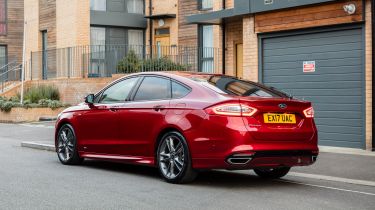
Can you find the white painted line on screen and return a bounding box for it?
[19,123,54,129]
[319,146,375,157]
[288,172,375,187]
[279,179,375,196]
[21,141,55,152]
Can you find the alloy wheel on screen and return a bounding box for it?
[158,135,185,179]
[57,126,75,162]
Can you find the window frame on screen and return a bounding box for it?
[0,0,7,36]
[198,0,213,11]
[90,0,107,11]
[198,24,215,73]
[130,75,173,102]
[127,0,145,14]
[0,45,8,80]
[94,76,141,104]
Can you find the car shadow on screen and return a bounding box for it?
[78,160,295,189]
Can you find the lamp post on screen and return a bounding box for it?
[20,21,27,104]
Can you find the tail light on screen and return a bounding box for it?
[303,107,314,118]
[206,103,257,117]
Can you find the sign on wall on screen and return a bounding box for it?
[303,61,316,73]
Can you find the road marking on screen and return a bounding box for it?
[288,172,375,187]
[279,179,375,196]
[19,123,54,129]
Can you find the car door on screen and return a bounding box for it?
[77,76,140,155]
[116,76,172,157]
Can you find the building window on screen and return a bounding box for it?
[0,46,7,69]
[0,46,6,82]
[0,0,6,35]
[127,0,144,14]
[90,27,106,76]
[199,25,214,73]
[90,0,106,11]
[128,29,144,55]
[200,0,213,10]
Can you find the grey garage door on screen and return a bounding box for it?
[261,26,364,148]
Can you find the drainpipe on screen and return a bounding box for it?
[372,0,375,151]
[149,0,153,54]
[222,0,226,75]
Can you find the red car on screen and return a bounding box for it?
[55,72,318,183]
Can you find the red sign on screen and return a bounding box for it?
[303,61,315,73]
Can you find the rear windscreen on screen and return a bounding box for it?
[189,75,289,98]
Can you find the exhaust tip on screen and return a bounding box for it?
[226,153,254,165]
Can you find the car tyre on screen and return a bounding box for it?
[56,124,83,165]
[253,167,291,179]
[157,131,197,184]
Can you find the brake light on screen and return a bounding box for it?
[206,103,257,117]
[303,107,314,118]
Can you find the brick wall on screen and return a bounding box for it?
[225,18,243,76]
[56,0,90,48]
[0,107,64,123]
[24,0,39,80]
[242,15,258,82]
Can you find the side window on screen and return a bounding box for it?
[98,77,139,104]
[134,77,171,101]
[172,81,190,98]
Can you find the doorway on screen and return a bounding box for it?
[155,28,170,58]
[236,43,243,78]
[42,30,48,80]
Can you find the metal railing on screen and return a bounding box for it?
[30,45,220,80]
[0,60,23,93]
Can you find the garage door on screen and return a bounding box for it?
[261,26,364,148]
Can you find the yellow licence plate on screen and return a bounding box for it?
[263,113,296,124]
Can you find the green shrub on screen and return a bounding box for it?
[117,51,189,73]
[142,57,189,71]
[24,85,60,103]
[48,100,63,110]
[0,94,65,112]
[9,96,20,103]
[117,50,141,73]
[0,101,15,113]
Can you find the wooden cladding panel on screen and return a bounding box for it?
[178,0,199,46]
[255,0,363,33]
[39,0,56,49]
[0,0,24,63]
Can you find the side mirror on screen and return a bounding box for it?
[85,94,95,104]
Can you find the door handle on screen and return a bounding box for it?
[109,107,119,112]
[109,108,117,112]
[153,105,166,112]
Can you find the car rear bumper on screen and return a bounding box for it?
[192,149,319,169]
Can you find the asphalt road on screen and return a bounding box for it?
[1,123,375,210]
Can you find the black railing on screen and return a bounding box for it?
[30,45,220,80]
